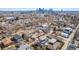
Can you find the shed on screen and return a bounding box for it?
[11,34,22,43]
[67,44,76,50]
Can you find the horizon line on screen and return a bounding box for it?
[0,8,79,11]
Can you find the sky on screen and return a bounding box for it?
[0,0,79,9]
[0,0,79,11]
[0,8,36,11]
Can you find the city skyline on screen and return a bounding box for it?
[0,8,79,11]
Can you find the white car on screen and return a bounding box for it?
[61,32,69,38]
[61,27,73,38]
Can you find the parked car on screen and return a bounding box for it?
[61,27,72,38]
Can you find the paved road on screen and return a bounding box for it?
[61,24,79,50]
